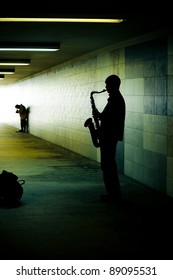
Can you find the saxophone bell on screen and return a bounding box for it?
[84,117,92,128]
[84,89,106,148]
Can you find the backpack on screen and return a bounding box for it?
[0,170,25,207]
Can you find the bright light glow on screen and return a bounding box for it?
[0,69,15,74]
[0,48,58,51]
[0,18,124,23]
[0,42,60,52]
[0,60,31,65]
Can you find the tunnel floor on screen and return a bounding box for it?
[0,123,173,260]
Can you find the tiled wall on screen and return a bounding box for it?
[123,34,173,197]
[167,36,173,197]
[124,37,173,196]
[1,33,173,197]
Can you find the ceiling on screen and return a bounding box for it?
[0,6,171,86]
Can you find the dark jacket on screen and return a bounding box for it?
[99,91,125,142]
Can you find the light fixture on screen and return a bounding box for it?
[0,42,60,52]
[0,59,31,65]
[0,74,4,80]
[0,69,15,74]
[0,18,124,24]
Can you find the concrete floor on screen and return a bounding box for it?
[0,123,173,260]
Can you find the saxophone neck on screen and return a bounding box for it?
[90,89,106,97]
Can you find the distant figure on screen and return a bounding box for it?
[15,104,27,132]
[25,107,30,132]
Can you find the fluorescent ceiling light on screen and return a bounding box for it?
[0,59,31,65]
[0,74,4,80]
[0,69,15,74]
[0,18,124,23]
[0,42,60,52]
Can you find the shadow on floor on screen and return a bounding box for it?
[0,123,173,260]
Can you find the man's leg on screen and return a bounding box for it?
[100,141,122,201]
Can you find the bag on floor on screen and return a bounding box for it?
[0,170,25,206]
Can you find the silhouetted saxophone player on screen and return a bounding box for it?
[84,75,126,203]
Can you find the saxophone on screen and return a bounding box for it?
[84,89,106,147]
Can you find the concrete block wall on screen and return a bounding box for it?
[1,32,173,197]
[124,36,173,196]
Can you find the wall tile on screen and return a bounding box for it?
[155,115,167,135]
[144,96,155,114]
[155,96,167,115]
[168,116,173,136]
